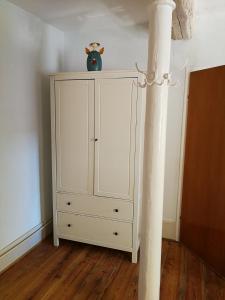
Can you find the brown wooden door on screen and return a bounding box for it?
[180,65,225,276]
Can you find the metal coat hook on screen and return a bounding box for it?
[135,63,177,88]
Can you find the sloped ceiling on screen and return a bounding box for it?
[7,0,225,32]
[6,0,149,31]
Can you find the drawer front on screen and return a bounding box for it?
[56,193,133,221]
[57,212,132,250]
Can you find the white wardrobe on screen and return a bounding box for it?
[50,71,145,262]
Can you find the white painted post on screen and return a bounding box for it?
[138,1,175,300]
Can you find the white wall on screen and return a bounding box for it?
[63,9,225,239]
[172,11,225,72]
[64,25,148,71]
[0,0,64,250]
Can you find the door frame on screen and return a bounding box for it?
[175,66,190,241]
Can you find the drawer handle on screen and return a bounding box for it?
[67,202,71,206]
[113,209,119,213]
[67,224,71,227]
[113,232,119,236]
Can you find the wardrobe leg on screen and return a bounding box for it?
[132,250,138,264]
[54,235,59,247]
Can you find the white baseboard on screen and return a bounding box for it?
[0,220,52,273]
[162,219,176,240]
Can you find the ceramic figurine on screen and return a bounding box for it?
[85,42,104,71]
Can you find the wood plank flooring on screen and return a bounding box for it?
[0,238,225,299]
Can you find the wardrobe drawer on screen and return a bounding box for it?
[56,193,133,221]
[57,212,132,250]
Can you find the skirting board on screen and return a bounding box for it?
[162,219,176,240]
[0,220,52,273]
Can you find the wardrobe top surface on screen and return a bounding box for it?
[49,70,144,80]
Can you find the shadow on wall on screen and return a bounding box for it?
[38,28,64,224]
[38,72,53,223]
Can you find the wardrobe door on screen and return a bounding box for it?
[94,78,137,200]
[55,80,94,194]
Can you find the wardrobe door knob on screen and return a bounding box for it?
[113,209,119,213]
[67,202,71,206]
[67,224,71,227]
[95,138,98,142]
[113,232,119,236]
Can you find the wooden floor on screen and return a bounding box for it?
[0,238,225,300]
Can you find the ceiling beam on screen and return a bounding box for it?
[172,0,194,40]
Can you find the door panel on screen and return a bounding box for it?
[55,80,94,194]
[180,66,225,276]
[94,78,137,200]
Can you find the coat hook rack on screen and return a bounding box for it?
[135,63,177,88]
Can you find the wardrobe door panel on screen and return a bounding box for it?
[94,78,137,200]
[55,80,94,194]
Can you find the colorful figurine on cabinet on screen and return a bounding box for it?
[85,42,104,71]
